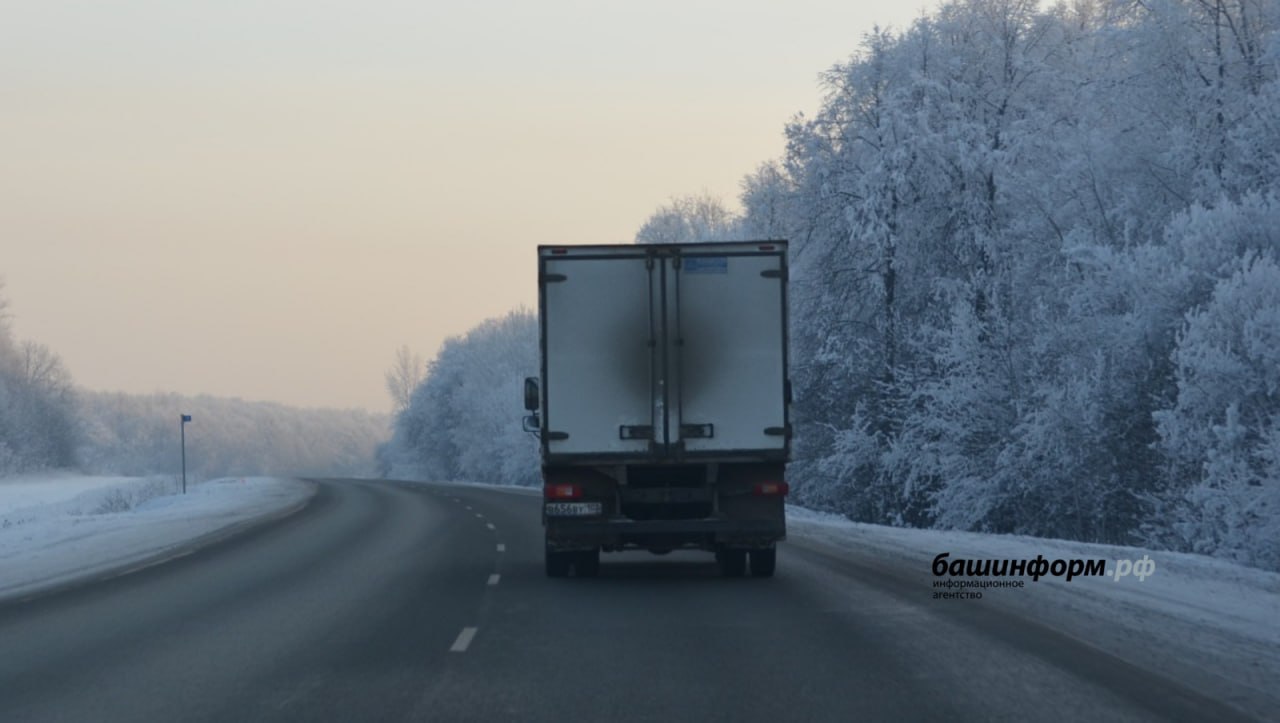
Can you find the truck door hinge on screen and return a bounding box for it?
[542,273,567,283]
[764,425,791,438]
[761,268,786,280]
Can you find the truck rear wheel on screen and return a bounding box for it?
[717,548,747,577]
[749,547,776,577]
[545,545,572,577]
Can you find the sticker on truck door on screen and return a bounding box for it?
[683,256,728,274]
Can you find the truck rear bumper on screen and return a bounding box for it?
[545,516,785,552]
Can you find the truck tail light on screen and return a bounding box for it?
[752,481,790,497]
[545,483,583,500]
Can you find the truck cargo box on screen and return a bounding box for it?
[538,242,789,463]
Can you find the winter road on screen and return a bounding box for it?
[0,479,1258,722]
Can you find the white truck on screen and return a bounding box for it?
[523,241,791,577]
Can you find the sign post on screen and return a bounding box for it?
[180,414,192,494]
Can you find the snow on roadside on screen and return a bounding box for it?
[426,479,541,496]
[787,505,1280,715]
[787,505,1280,643]
[0,474,314,602]
[0,472,161,516]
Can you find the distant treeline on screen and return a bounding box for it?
[0,282,387,480]
[79,391,388,480]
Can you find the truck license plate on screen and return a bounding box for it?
[545,502,602,517]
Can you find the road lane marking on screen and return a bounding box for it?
[486,523,495,530]
[464,505,472,510]
[488,574,500,586]
[475,513,484,519]
[497,544,505,552]
[450,627,478,653]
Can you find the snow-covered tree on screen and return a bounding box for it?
[385,310,540,487]
[0,282,79,474]
[634,193,742,244]
[1156,254,1280,568]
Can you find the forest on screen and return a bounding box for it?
[388,0,1280,571]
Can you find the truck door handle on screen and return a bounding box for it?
[680,424,714,438]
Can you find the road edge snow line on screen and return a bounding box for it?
[0,480,319,607]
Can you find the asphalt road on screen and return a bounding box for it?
[0,479,1258,722]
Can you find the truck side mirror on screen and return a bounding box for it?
[522,413,541,433]
[524,377,540,411]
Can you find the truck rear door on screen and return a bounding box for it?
[541,250,655,457]
[668,248,788,454]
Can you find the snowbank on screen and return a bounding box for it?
[787,506,1280,717]
[0,473,314,603]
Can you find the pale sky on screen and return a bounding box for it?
[3,0,934,412]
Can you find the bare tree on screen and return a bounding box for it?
[0,279,14,364]
[21,341,72,399]
[385,345,425,414]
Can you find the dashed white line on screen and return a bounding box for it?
[487,574,500,586]
[464,505,472,510]
[497,544,506,552]
[486,522,495,530]
[474,513,484,519]
[450,627,478,653]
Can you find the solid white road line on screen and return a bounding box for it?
[488,574,500,586]
[450,627,478,653]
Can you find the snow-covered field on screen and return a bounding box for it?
[0,473,313,602]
